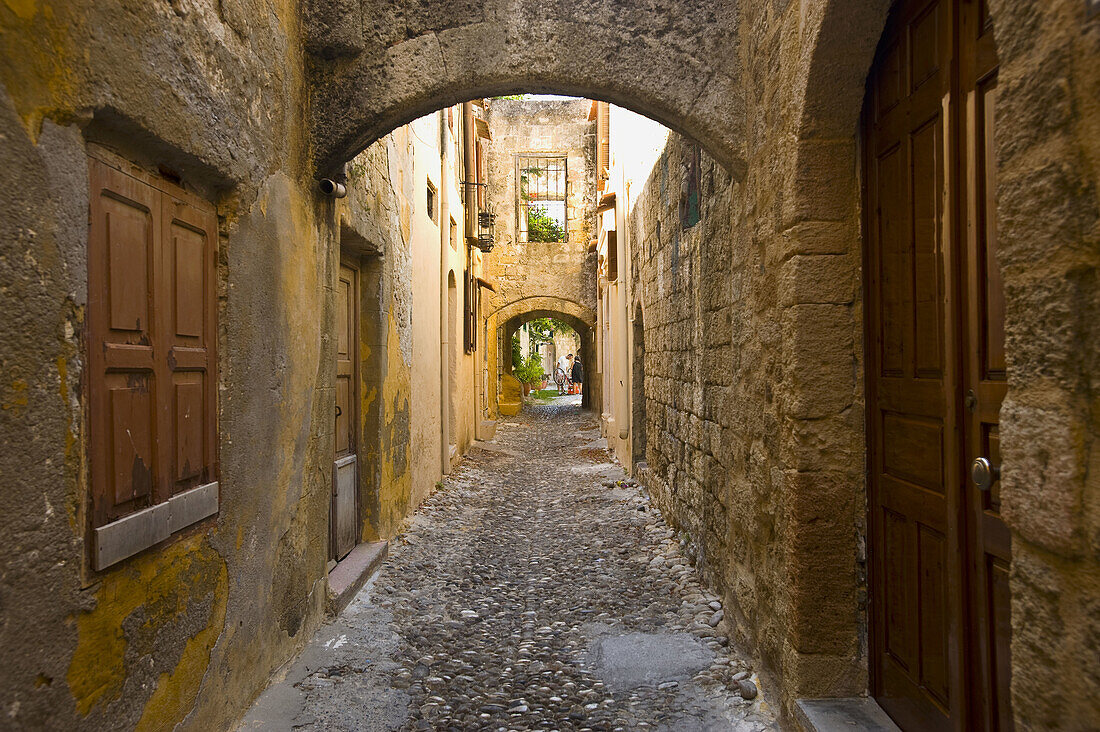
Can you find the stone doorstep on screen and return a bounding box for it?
[794,698,901,732]
[326,540,388,616]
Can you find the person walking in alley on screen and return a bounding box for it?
[570,355,583,395]
[556,352,571,394]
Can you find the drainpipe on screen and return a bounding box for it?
[462,102,480,423]
[440,110,452,475]
[615,183,629,441]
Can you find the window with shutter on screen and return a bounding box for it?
[87,154,219,570]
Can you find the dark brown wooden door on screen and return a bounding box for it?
[865,2,960,727]
[332,260,360,561]
[864,1,1009,729]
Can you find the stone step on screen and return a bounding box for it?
[795,698,901,732]
[326,540,388,616]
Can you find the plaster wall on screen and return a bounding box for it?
[340,128,415,542]
[408,113,445,504]
[0,2,337,730]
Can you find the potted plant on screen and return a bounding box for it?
[515,355,545,397]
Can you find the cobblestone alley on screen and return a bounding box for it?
[239,398,776,731]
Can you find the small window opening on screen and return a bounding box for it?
[427,180,438,224]
[517,155,567,243]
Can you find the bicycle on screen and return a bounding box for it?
[555,367,570,394]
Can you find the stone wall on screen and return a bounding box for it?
[482,99,599,413]
[985,1,1100,724]
[342,130,416,542]
[0,1,336,729]
[624,1,1100,724]
[626,132,841,709]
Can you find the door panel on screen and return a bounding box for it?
[334,455,358,560]
[865,1,960,729]
[962,1,1011,728]
[332,261,359,561]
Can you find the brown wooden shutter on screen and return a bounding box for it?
[161,189,218,497]
[597,101,610,189]
[88,160,161,527]
[88,155,218,564]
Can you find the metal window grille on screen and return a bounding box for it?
[516,155,567,243]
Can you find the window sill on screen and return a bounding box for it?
[93,481,219,570]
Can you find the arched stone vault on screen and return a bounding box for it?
[485,296,597,414]
[307,0,746,177]
[490,296,595,336]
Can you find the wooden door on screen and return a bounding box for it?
[865,1,960,727]
[332,260,359,561]
[961,2,1011,728]
[864,1,1009,729]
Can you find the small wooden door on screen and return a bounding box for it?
[864,0,1009,729]
[332,260,360,561]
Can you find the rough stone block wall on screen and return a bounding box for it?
[482,99,600,414]
[629,134,816,696]
[483,99,597,318]
[630,4,872,708]
[987,1,1100,724]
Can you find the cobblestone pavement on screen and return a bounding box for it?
[239,399,776,731]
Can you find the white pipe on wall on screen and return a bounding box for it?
[439,109,452,475]
[615,186,630,441]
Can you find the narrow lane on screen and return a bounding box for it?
[240,399,775,731]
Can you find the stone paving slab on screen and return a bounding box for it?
[238,402,776,731]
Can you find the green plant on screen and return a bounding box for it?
[511,332,523,370]
[526,204,566,243]
[513,354,545,385]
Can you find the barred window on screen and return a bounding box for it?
[517,155,567,243]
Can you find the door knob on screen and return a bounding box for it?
[971,457,1000,492]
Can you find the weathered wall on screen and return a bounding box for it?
[985,1,1100,725]
[0,1,338,729]
[341,130,415,542]
[627,131,825,705]
[341,106,479,538]
[482,98,599,414]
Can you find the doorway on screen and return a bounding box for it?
[863,1,1009,729]
[332,259,361,562]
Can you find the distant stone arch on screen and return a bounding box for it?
[485,296,597,415]
[306,1,746,177]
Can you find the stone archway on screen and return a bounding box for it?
[306,1,746,177]
[485,296,597,417]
